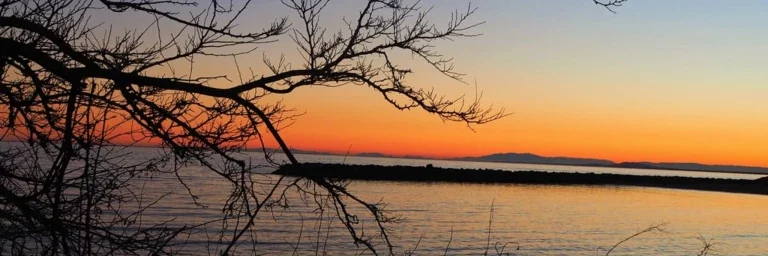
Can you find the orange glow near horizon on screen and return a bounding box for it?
[6,1,768,169]
[237,81,768,168]
[44,63,766,168]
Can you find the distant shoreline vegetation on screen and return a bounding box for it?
[264,148,768,175]
[275,163,768,196]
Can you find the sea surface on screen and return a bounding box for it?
[5,144,768,255]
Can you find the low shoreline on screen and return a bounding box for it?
[274,163,768,196]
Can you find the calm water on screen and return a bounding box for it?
[6,143,768,255]
[123,149,768,255]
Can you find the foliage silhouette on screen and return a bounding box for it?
[0,0,631,255]
[0,0,508,254]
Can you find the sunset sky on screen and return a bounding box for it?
[111,1,768,167]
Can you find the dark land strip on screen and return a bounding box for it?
[274,163,768,196]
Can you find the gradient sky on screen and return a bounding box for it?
[110,1,768,166]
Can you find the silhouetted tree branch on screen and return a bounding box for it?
[593,0,629,13]
[0,0,629,255]
[0,0,506,254]
[603,223,667,256]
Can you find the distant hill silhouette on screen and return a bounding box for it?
[355,152,427,159]
[457,153,768,175]
[355,152,390,158]
[610,162,660,169]
[458,152,614,166]
[248,146,768,175]
[634,162,768,175]
[256,147,428,159]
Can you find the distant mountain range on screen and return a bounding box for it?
[624,162,768,175]
[263,148,768,175]
[457,153,614,166]
[261,148,428,159]
[354,152,428,159]
[462,153,768,175]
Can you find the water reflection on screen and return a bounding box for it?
[18,145,762,255]
[347,181,768,255]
